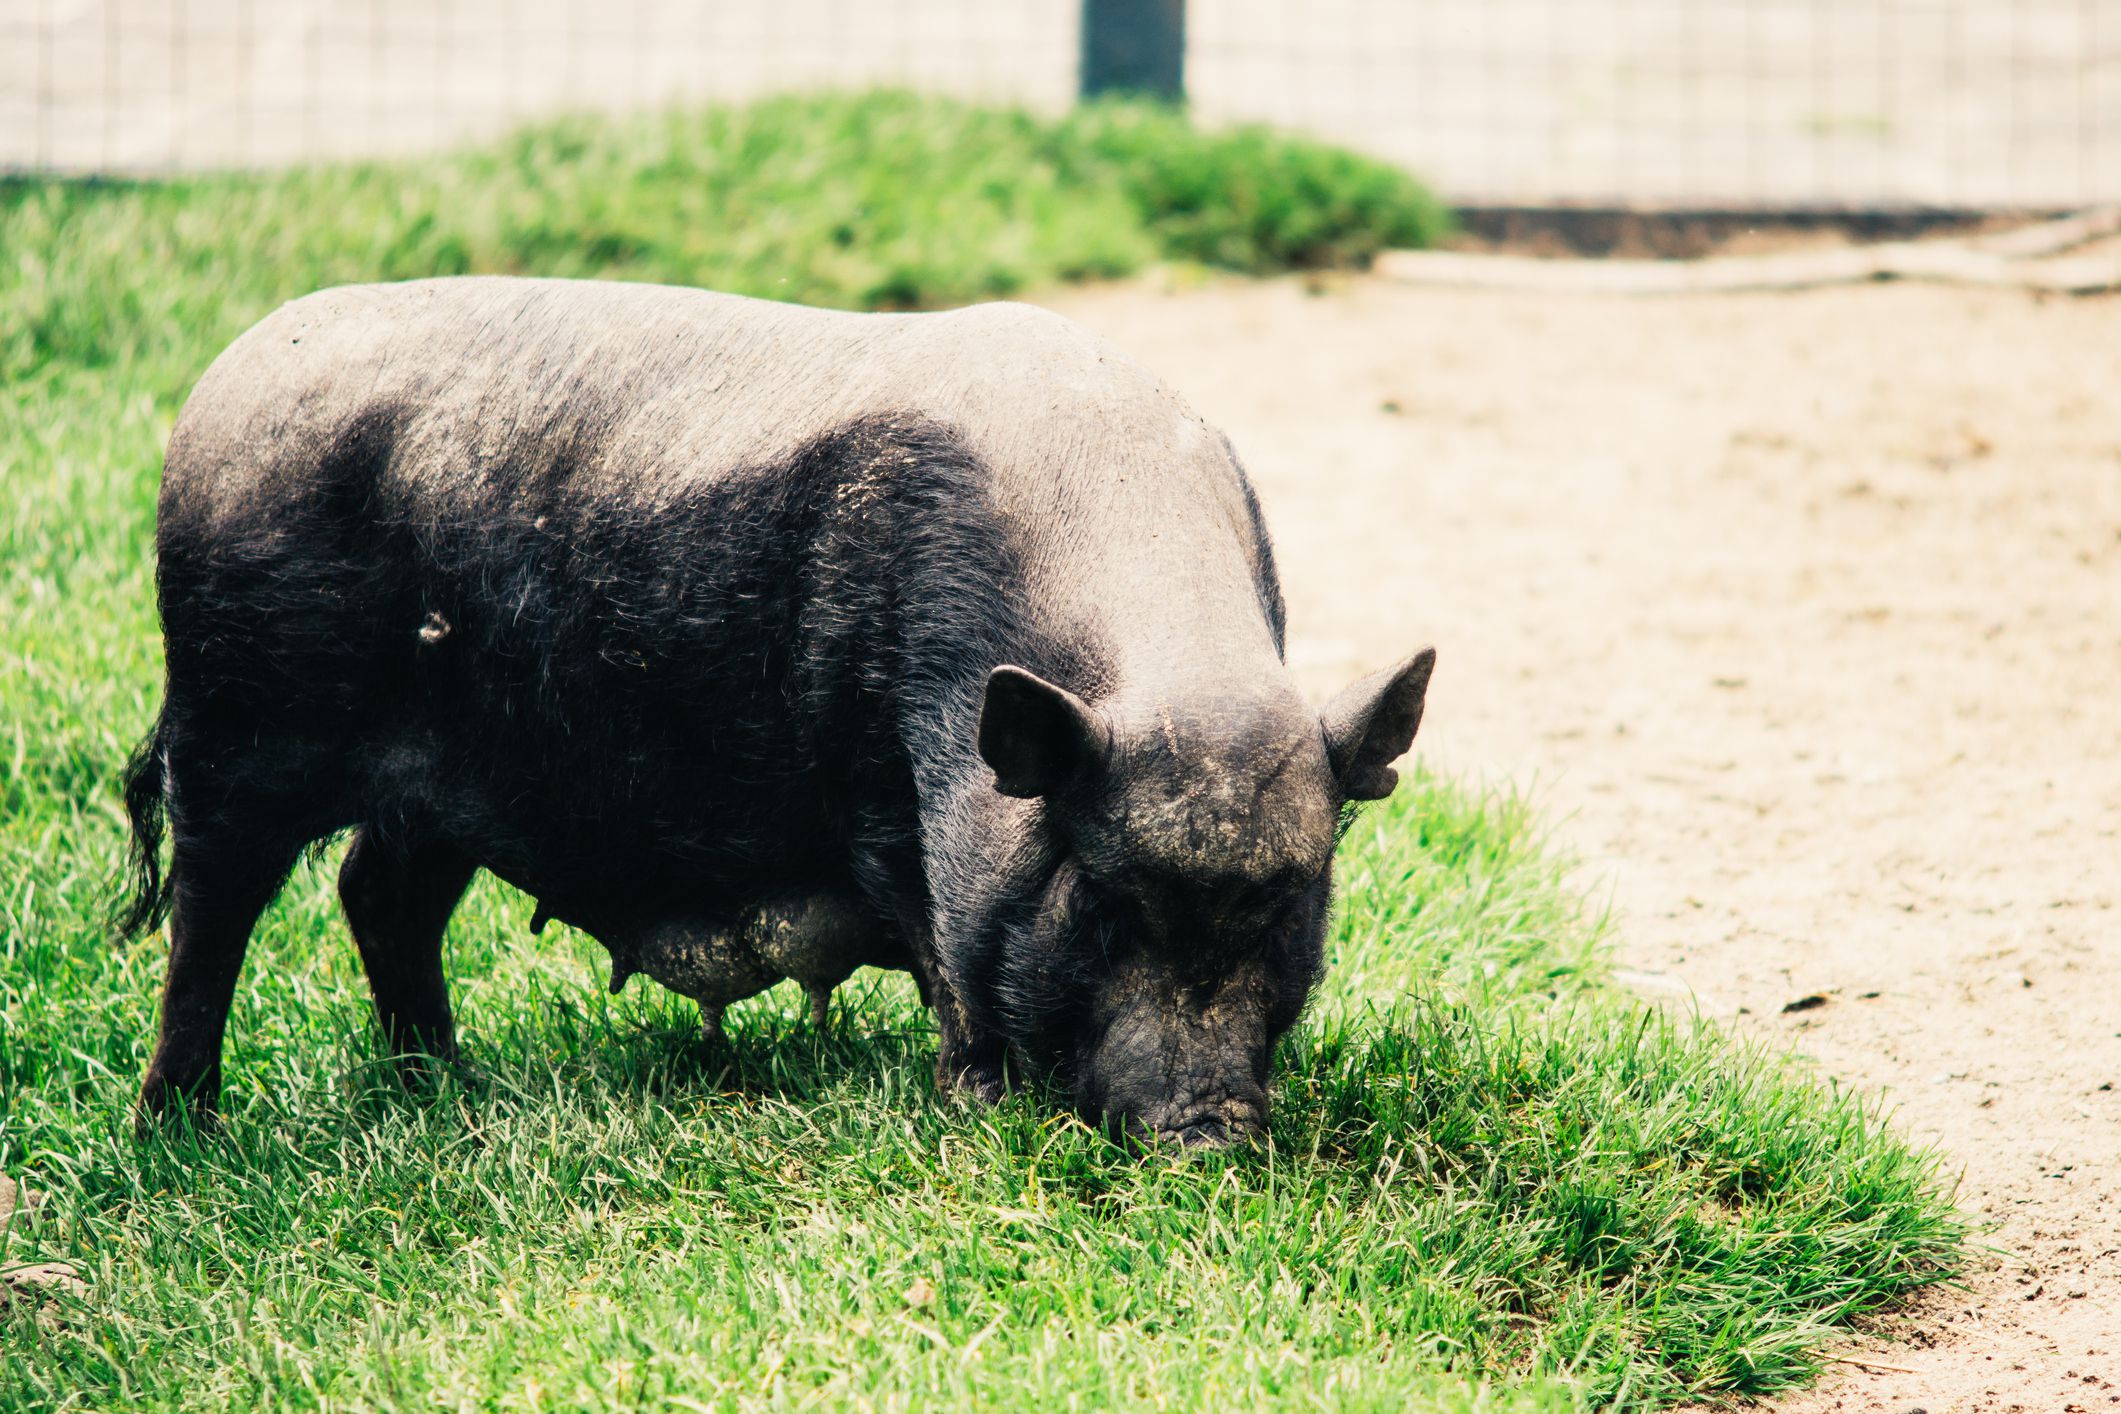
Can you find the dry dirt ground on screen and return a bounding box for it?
[1044,273,2121,1414]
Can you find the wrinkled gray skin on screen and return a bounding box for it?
[148,277,1433,1146]
[599,893,893,1034]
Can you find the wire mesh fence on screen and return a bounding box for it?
[3,0,2116,209]
[0,2,1077,172]
[1191,0,2119,208]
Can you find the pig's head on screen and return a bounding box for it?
[975,647,1435,1147]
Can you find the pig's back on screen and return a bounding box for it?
[164,277,1283,682]
[169,278,1190,504]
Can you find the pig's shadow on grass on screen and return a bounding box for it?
[608,999,947,1104]
[326,964,1448,1179]
[342,969,1059,1126]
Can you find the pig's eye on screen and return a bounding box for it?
[990,860,1117,1044]
[1264,864,1319,903]
[1231,864,1322,920]
[1053,863,1124,961]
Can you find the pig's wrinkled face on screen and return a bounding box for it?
[976,649,1434,1147]
[1006,715,1338,1146]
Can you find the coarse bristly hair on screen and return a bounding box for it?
[120,279,1378,1149]
[116,411,1087,950]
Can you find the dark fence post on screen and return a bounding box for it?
[1080,0,1185,101]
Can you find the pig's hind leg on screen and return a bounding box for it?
[137,722,337,1127]
[338,829,476,1073]
[138,831,305,1126]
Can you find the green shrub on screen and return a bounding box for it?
[0,90,1445,391]
[1060,100,1451,269]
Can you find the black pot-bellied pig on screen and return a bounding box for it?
[120,277,1434,1147]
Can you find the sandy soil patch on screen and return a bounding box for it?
[1046,274,2121,1413]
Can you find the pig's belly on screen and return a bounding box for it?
[610,892,908,1019]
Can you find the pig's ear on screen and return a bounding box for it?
[979,665,1110,799]
[1321,647,1436,801]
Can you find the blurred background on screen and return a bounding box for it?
[4,0,2116,212]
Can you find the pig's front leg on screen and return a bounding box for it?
[931,973,1012,1104]
[876,885,1012,1104]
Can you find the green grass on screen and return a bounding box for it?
[2,90,1448,389]
[0,90,1958,1411]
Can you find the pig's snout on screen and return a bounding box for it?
[1164,1097,1267,1150]
[1116,1079,1268,1150]
[1084,971,1273,1149]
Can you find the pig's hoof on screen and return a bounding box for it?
[388,1046,470,1093]
[131,1085,221,1144]
[940,1058,1009,1106]
[430,1052,486,1094]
